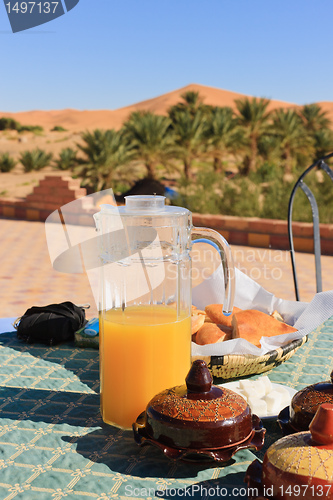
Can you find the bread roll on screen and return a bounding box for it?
[191,313,205,335]
[271,310,284,322]
[195,323,227,345]
[205,304,243,328]
[231,309,297,347]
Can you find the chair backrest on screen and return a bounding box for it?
[288,152,333,301]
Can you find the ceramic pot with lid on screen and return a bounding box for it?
[246,403,333,500]
[133,359,265,461]
[278,370,333,433]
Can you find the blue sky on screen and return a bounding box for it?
[1,0,333,111]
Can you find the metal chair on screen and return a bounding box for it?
[288,152,333,301]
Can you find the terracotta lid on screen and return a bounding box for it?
[289,370,333,432]
[133,359,265,461]
[246,403,333,500]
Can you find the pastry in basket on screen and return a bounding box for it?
[270,310,284,322]
[191,307,206,334]
[195,323,232,345]
[192,303,297,347]
[205,304,243,327]
[231,309,297,348]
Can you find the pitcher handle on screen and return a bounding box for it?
[191,227,235,316]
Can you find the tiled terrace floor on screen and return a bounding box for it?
[0,218,333,320]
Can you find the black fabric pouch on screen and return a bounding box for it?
[15,301,88,346]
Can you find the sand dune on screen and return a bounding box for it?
[114,83,296,116]
[0,83,320,132]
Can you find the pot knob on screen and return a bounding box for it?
[309,403,333,445]
[185,359,212,394]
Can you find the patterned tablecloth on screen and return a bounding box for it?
[0,317,332,500]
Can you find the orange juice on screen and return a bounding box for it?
[99,305,191,429]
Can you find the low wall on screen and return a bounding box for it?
[0,175,332,255]
[192,214,333,255]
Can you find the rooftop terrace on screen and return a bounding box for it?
[0,218,332,320]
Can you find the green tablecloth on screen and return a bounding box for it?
[0,317,332,500]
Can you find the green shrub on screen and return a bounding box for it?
[0,117,20,131]
[51,125,67,132]
[249,162,283,183]
[18,125,44,134]
[290,168,333,224]
[316,173,333,224]
[261,179,293,220]
[20,149,53,172]
[112,181,132,195]
[217,177,261,217]
[173,171,221,213]
[176,163,333,224]
[0,153,16,172]
[0,118,43,134]
[175,170,261,217]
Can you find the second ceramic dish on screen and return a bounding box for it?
[218,380,297,420]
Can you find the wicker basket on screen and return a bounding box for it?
[192,335,308,381]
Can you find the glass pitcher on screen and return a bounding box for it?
[94,195,235,429]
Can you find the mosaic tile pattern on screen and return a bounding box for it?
[0,317,332,499]
[0,331,257,499]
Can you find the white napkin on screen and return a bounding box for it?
[192,266,333,356]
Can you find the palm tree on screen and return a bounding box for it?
[205,106,245,172]
[53,148,78,171]
[300,103,331,133]
[312,128,333,160]
[171,108,207,179]
[256,133,281,165]
[179,90,202,112]
[0,153,16,172]
[75,129,133,191]
[235,97,271,174]
[271,109,313,173]
[20,149,53,172]
[169,90,213,120]
[169,91,202,118]
[123,111,174,179]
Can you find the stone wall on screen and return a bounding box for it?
[192,213,333,255]
[0,175,332,255]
